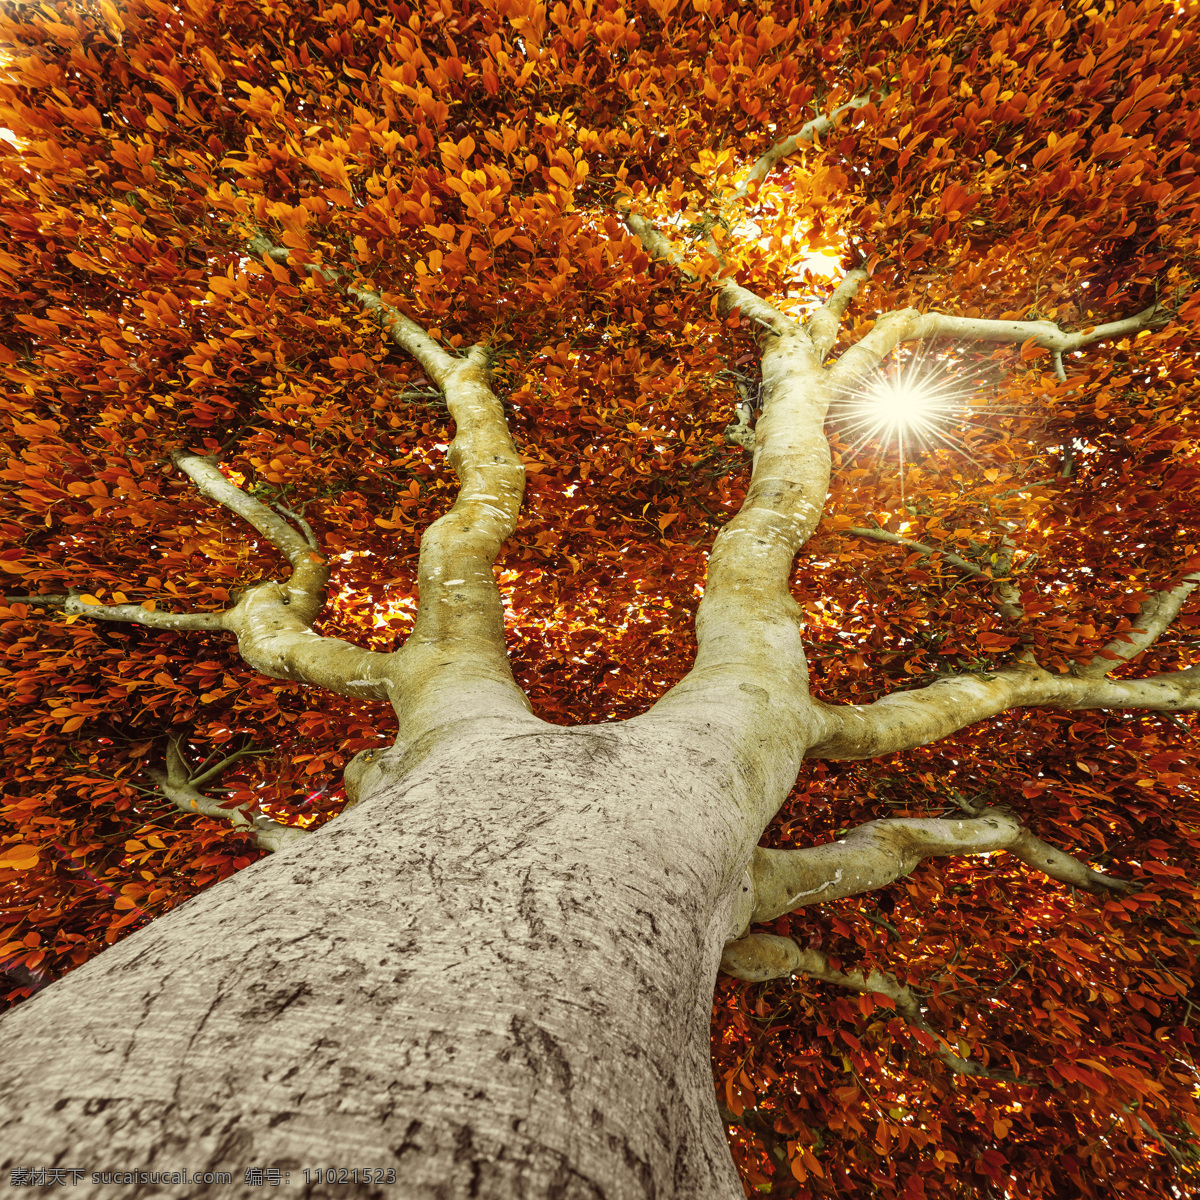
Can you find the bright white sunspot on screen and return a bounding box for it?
[861,369,944,431]
[829,343,1015,503]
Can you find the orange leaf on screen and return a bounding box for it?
[0,845,39,870]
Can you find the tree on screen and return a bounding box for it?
[0,0,1197,1195]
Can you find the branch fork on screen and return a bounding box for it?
[146,735,305,854]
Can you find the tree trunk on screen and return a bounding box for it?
[0,719,758,1199]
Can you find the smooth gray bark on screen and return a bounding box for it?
[0,718,757,1200]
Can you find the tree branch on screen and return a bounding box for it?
[829,301,1175,391]
[846,527,1024,620]
[160,453,394,701]
[247,232,458,385]
[617,214,830,732]
[186,745,274,790]
[249,230,535,725]
[617,102,883,736]
[34,451,393,702]
[145,736,305,854]
[273,500,319,549]
[621,210,796,336]
[5,591,225,630]
[738,810,1128,935]
[617,224,857,746]
[806,267,870,360]
[720,933,1020,1081]
[730,95,881,201]
[807,661,1200,760]
[1076,573,1199,678]
[172,452,325,604]
[397,344,536,723]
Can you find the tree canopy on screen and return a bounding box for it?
[1,0,1199,1195]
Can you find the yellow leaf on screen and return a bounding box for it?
[99,0,125,36]
[0,845,39,870]
[78,594,101,606]
[548,166,572,187]
[141,599,157,612]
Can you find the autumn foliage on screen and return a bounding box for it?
[1,0,1199,1195]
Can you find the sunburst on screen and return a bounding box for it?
[828,343,1017,503]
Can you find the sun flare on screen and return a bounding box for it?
[827,345,1014,504]
[862,376,941,429]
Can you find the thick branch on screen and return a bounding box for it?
[808,661,1200,760]
[244,234,535,727]
[617,238,840,737]
[742,810,1127,933]
[805,267,869,360]
[619,134,881,723]
[645,314,831,727]
[720,933,1016,1080]
[1077,574,1199,678]
[161,453,393,701]
[34,452,393,701]
[146,737,305,854]
[381,342,535,725]
[173,453,316,574]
